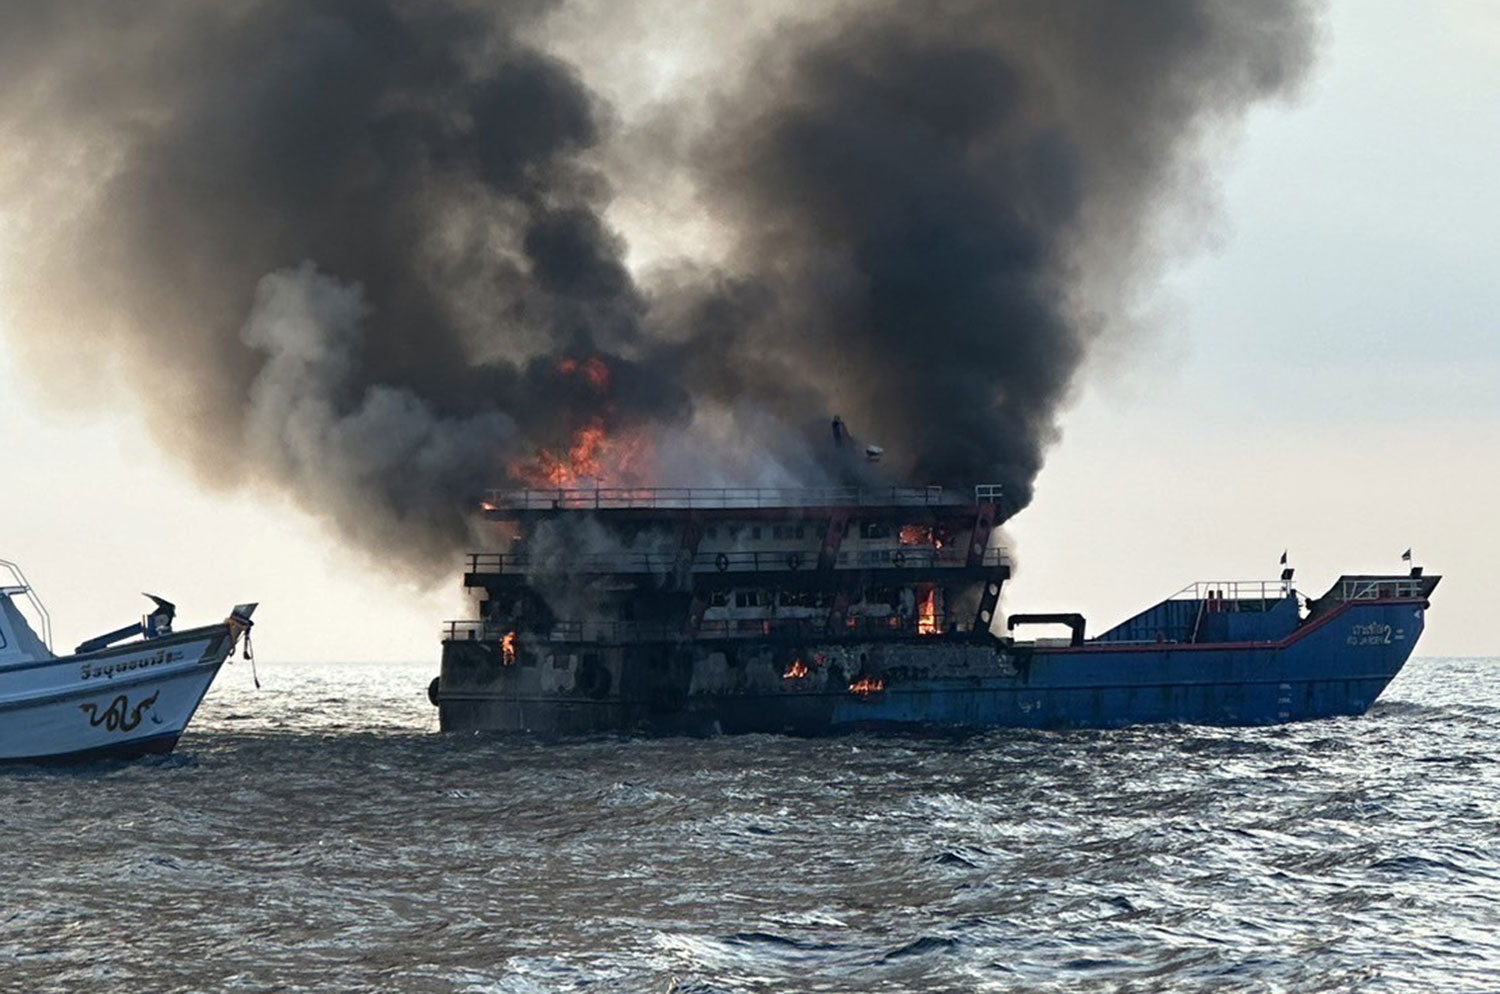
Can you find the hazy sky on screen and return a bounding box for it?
[1,0,1495,668]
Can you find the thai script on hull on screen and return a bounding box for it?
[80,647,185,681]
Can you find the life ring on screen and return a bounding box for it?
[892,550,906,568]
[427,677,441,707]
[785,551,802,571]
[715,553,730,572]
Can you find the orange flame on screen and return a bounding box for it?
[898,524,933,546]
[556,355,610,390]
[501,631,517,665]
[580,357,609,389]
[509,419,655,489]
[567,421,609,479]
[849,675,886,697]
[783,659,809,680]
[510,354,646,487]
[917,588,938,635]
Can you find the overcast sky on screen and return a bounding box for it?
[1,0,1495,666]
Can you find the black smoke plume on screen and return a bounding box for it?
[0,0,1315,575]
[665,0,1316,508]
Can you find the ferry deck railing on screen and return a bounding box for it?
[464,547,1009,577]
[1171,580,1292,607]
[1332,577,1429,601]
[1173,577,1429,606]
[480,484,1003,512]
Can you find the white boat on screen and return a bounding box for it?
[0,558,254,763]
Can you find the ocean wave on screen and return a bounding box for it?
[1,657,1496,993]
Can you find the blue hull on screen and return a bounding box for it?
[827,597,1428,730]
[436,578,1436,735]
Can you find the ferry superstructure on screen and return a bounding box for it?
[429,486,1436,734]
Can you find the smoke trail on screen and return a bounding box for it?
[0,0,1315,574]
[657,0,1316,509]
[0,0,688,574]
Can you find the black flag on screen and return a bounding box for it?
[1401,548,1412,562]
[1279,550,1288,566]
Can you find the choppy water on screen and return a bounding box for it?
[2,658,1497,994]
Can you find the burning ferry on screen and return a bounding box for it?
[428,484,1438,734]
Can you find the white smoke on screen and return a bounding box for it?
[241,263,516,576]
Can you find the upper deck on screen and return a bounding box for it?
[479,484,1005,519]
[463,483,1012,640]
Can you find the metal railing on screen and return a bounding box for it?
[843,547,1010,570]
[0,558,52,652]
[1334,577,1429,601]
[442,612,968,644]
[464,546,1008,577]
[1171,576,1429,606]
[1171,580,1292,604]
[479,484,1003,512]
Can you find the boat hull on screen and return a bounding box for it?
[0,624,237,762]
[435,596,1429,735]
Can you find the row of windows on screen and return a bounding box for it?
[700,522,900,541]
[710,590,831,608]
[703,524,809,541]
[707,585,933,610]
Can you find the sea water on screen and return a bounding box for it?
[2,658,1497,993]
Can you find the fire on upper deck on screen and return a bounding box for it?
[457,482,1012,648]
